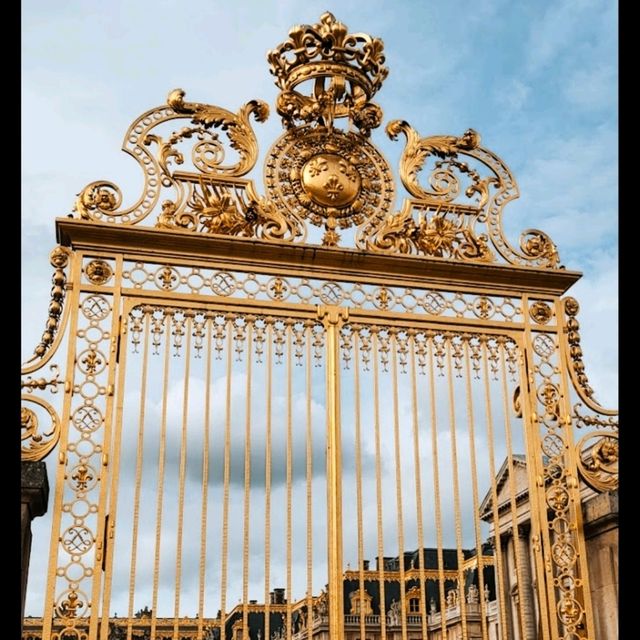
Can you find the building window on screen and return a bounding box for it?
[409,597,420,613]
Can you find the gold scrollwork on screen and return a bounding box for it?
[51,627,89,640]
[74,182,122,220]
[519,229,559,267]
[166,89,269,176]
[576,431,618,492]
[573,403,618,430]
[385,121,481,201]
[378,119,562,268]
[21,395,61,462]
[21,364,62,393]
[74,89,268,226]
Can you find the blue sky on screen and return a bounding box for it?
[22,0,617,617]
[22,0,618,405]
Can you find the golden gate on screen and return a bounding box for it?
[21,12,617,640]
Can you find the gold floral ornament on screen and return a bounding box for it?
[267,11,388,136]
[361,120,561,267]
[529,300,553,324]
[156,179,304,242]
[85,259,113,285]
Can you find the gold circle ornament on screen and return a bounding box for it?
[529,300,553,324]
[300,153,361,207]
[85,259,113,285]
[265,126,394,230]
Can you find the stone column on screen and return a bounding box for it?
[582,491,618,639]
[21,461,50,621]
[489,534,515,640]
[515,526,536,639]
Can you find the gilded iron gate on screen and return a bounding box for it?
[21,12,618,640]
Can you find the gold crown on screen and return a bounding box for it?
[267,12,389,101]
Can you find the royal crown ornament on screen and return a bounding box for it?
[267,12,388,135]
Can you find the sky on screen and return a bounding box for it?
[22,0,617,622]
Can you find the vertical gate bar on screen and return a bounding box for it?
[264,321,273,640]
[480,338,509,636]
[444,338,469,640]
[90,255,125,640]
[242,322,254,638]
[126,311,151,640]
[372,329,387,640]
[498,340,531,639]
[286,322,293,640]
[353,331,366,640]
[219,318,234,640]
[462,338,489,640]
[408,333,429,640]
[173,314,193,638]
[390,332,408,640]
[426,333,448,638]
[42,251,82,638]
[305,321,314,640]
[319,306,346,640]
[98,283,129,640]
[554,298,597,638]
[518,327,553,640]
[197,315,214,636]
[150,311,172,640]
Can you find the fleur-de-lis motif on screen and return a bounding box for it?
[270,277,287,300]
[59,591,84,618]
[72,465,94,490]
[375,288,390,310]
[159,266,177,290]
[82,351,102,373]
[323,175,344,201]
[306,157,328,177]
